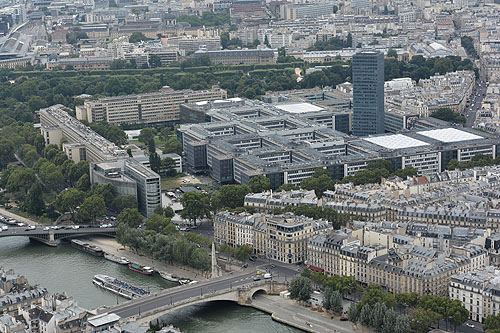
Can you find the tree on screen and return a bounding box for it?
[381,308,397,333]
[138,128,156,145]
[89,183,115,206]
[38,162,65,192]
[430,107,466,124]
[289,276,312,302]
[67,161,89,185]
[163,137,182,155]
[78,194,106,223]
[447,301,469,332]
[149,54,162,68]
[55,189,85,221]
[112,195,138,211]
[214,184,251,209]
[118,208,143,228]
[248,175,270,193]
[233,244,253,261]
[387,48,398,58]
[0,139,15,168]
[129,32,150,43]
[394,315,411,333]
[484,314,500,332]
[24,182,45,215]
[410,308,441,333]
[348,303,358,323]
[359,304,372,326]
[371,302,388,331]
[330,290,343,313]
[180,191,211,225]
[145,213,171,233]
[278,183,298,191]
[6,167,37,198]
[75,174,90,192]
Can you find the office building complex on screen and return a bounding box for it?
[352,50,385,136]
[40,105,160,216]
[76,86,227,125]
[193,49,277,65]
[178,98,500,188]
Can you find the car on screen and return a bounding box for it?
[256,271,262,275]
[242,263,248,268]
[264,273,272,279]
[340,317,348,321]
[249,257,255,262]
[1,226,8,231]
[190,225,198,229]
[29,226,36,230]
[270,264,276,269]
[253,276,261,281]
[465,323,474,328]
[17,223,25,227]
[72,226,80,230]
[24,228,31,231]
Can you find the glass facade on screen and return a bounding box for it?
[352,51,385,136]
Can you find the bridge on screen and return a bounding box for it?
[98,271,289,324]
[0,226,116,246]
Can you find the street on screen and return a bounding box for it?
[464,79,487,127]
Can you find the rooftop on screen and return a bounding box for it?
[364,134,430,150]
[417,128,483,143]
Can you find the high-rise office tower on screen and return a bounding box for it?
[352,50,385,136]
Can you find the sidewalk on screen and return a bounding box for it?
[85,236,209,281]
[250,294,358,333]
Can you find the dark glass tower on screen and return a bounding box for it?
[352,50,385,136]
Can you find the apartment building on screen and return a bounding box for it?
[450,266,500,323]
[308,227,489,296]
[76,87,227,125]
[244,190,318,212]
[214,212,332,263]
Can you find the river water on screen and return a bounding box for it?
[0,237,300,333]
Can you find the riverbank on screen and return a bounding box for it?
[248,294,357,333]
[85,237,209,282]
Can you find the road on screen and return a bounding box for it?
[0,225,115,237]
[464,79,488,127]
[108,263,299,318]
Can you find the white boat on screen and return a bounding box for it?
[159,271,179,282]
[104,253,130,265]
[178,279,191,285]
[92,274,149,299]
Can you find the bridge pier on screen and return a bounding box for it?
[29,237,58,247]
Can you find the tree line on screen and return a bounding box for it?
[116,206,212,271]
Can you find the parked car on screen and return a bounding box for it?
[253,276,261,281]
[264,273,272,279]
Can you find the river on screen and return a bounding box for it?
[0,237,301,333]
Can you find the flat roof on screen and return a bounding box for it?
[364,134,430,150]
[275,103,324,114]
[417,128,482,143]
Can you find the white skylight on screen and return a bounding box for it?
[364,134,430,150]
[275,103,324,114]
[417,128,482,143]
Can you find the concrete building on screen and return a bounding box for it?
[352,50,385,136]
[244,190,318,212]
[193,49,277,65]
[76,87,227,125]
[40,105,160,216]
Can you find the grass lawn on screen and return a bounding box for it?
[161,174,186,190]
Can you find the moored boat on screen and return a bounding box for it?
[71,239,103,256]
[178,279,191,285]
[128,263,154,275]
[92,274,149,299]
[159,271,179,282]
[104,253,129,265]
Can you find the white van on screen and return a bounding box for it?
[264,273,272,279]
